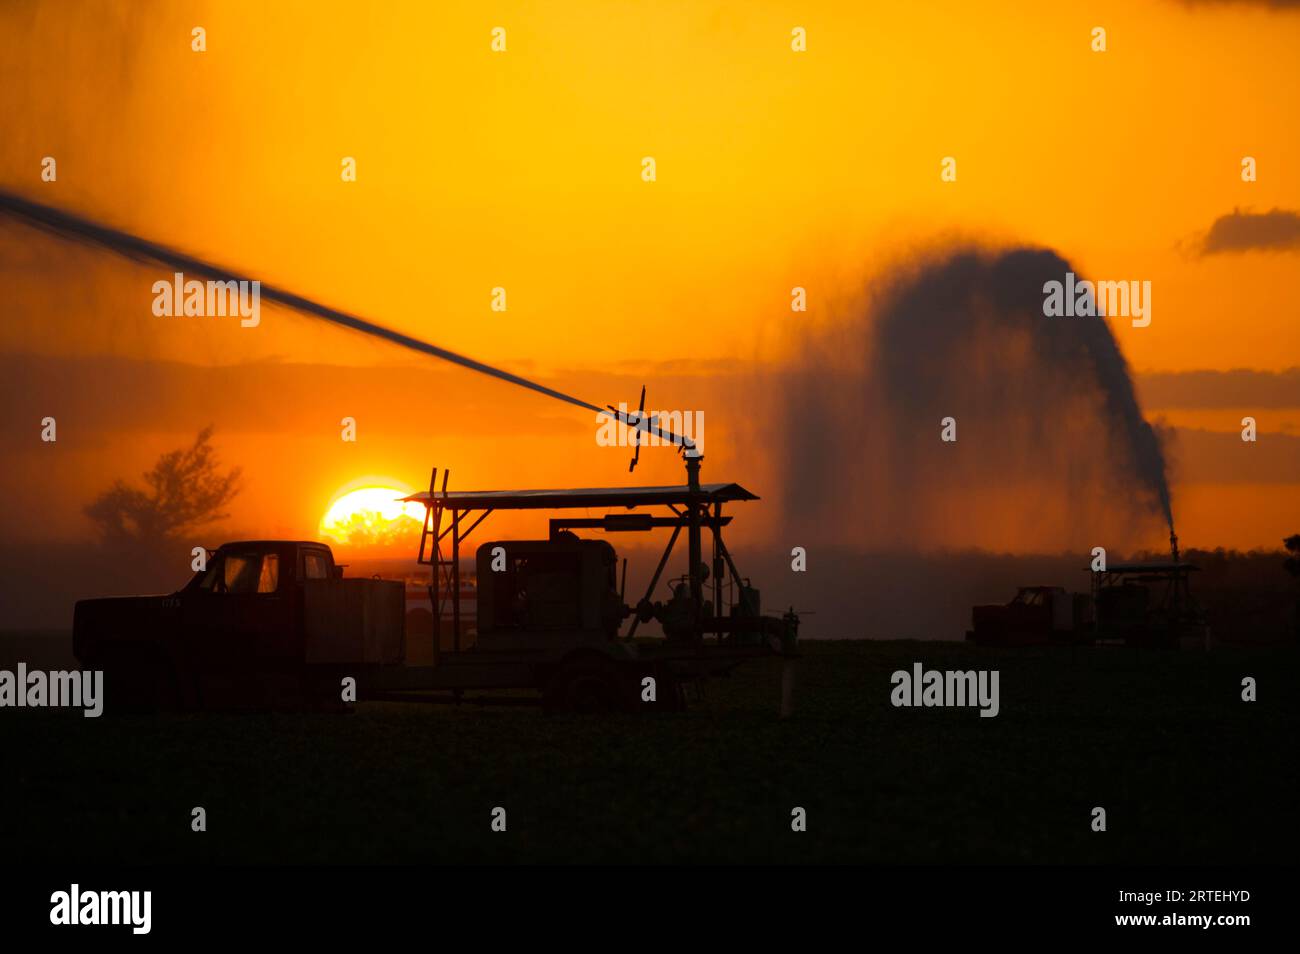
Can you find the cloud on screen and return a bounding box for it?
[1167,428,1300,483]
[1201,208,1300,255]
[1138,368,1300,408]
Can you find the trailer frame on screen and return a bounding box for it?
[408,467,770,657]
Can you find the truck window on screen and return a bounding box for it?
[199,552,280,594]
[302,550,330,580]
[257,554,279,593]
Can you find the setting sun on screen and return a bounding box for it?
[319,486,425,550]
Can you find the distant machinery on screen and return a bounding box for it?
[968,531,1209,649]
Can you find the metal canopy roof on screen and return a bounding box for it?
[403,482,758,510]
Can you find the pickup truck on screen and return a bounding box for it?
[73,540,401,712]
[966,585,1094,647]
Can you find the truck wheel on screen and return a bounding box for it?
[546,658,633,713]
[100,653,179,715]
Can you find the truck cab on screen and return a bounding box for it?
[180,541,336,669]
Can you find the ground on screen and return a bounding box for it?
[0,635,1294,864]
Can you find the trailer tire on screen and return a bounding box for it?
[641,670,686,711]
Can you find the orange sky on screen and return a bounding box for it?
[1,0,1297,553]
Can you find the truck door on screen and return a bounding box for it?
[225,548,297,666]
[1051,589,1073,631]
[183,546,296,704]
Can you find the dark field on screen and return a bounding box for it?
[1,633,1295,864]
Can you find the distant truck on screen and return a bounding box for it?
[75,530,794,713]
[966,586,1094,647]
[966,556,1210,649]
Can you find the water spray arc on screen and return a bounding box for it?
[0,189,696,454]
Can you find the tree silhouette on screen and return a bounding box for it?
[1285,534,1300,578]
[85,426,242,545]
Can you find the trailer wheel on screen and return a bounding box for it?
[545,658,634,713]
[642,670,686,711]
